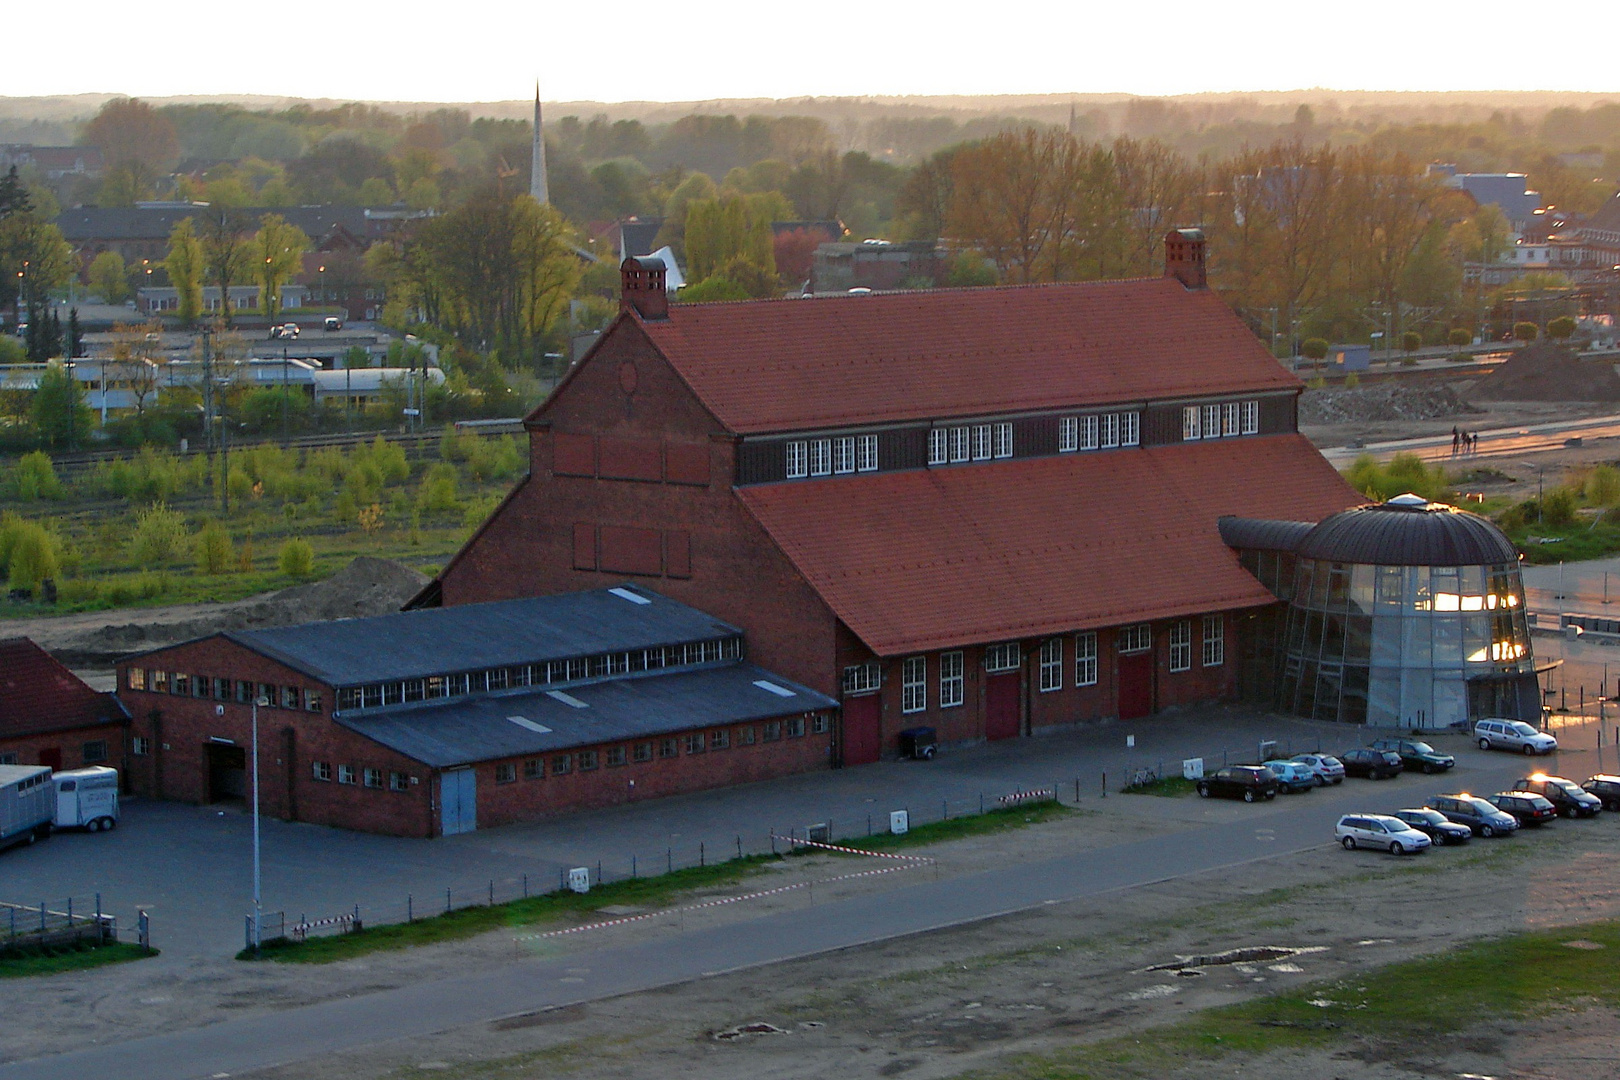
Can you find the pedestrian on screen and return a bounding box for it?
[1452,426,1461,455]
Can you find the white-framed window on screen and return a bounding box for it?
[1169,620,1192,672]
[833,436,856,474]
[939,651,964,707]
[786,441,807,479]
[1203,614,1225,667]
[1100,412,1119,448]
[312,761,332,782]
[1118,624,1152,654]
[994,422,1013,458]
[390,771,409,791]
[787,716,806,737]
[902,656,927,713]
[1182,405,1201,441]
[127,667,146,691]
[1121,411,1140,447]
[132,736,151,756]
[984,642,1021,673]
[1241,399,1260,435]
[1038,638,1062,692]
[809,438,833,476]
[1079,414,1099,450]
[972,424,993,461]
[1058,416,1078,453]
[950,426,971,462]
[1074,632,1098,686]
[856,434,878,471]
[928,428,948,465]
[842,662,882,695]
[337,764,356,785]
[812,714,830,734]
[1223,402,1240,436]
[1202,404,1220,439]
[364,767,384,789]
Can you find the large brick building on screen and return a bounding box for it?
[0,637,128,774]
[412,230,1362,768]
[115,587,834,837]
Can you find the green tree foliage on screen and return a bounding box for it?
[4,451,65,500]
[1401,330,1422,354]
[1448,327,1472,347]
[129,503,190,566]
[194,520,235,574]
[163,219,206,325]
[0,517,60,592]
[1584,465,1620,506]
[1547,315,1577,340]
[253,214,311,324]
[278,537,314,577]
[1343,453,1453,503]
[1542,487,1578,526]
[684,193,780,282]
[1301,338,1330,361]
[200,210,252,327]
[1514,321,1539,341]
[31,362,93,450]
[89,251,131,304]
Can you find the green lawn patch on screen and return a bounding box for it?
[838,800,1074,853]
[973,918,1620,1079]
[0,942,156,978]
[1120,776,1196,797]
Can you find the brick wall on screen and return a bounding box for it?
[0,723,128,774]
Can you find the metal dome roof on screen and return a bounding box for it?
[1295,495,1519,567]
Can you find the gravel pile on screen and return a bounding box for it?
[1472,341,1620,401]
[1299,382,1483,425]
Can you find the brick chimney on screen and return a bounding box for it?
[620,256,668,319]
[1163,228,1207,290]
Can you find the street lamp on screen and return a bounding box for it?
[251,693,269,952]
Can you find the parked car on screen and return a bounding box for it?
[1196,766,1279,802]
[1368,737,1455,774]
[1581,774,1620,811]
[1475,718,1557,755]
[1487,791,1558,827]
[323,316,343,331]
[1391,807,1473,846]
[1290,753,1345,786]
[1262,759,1317,794]
[1512,774,1602,818]
[1426,793,1520,837]
[1341,748,1404,780]
[1336,814,1432,855]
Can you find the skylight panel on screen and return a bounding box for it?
[752,679,796,698]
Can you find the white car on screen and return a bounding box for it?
[1475,718,1557,756]
[1291,753,1345,786]
[1336,814,1432,855]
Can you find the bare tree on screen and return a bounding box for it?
[108,321,163,416]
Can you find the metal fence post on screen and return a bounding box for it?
[522,874,528,899]
[488,880,494,906]
[736,835,742,859]
[667,847,673,873]
[446,888,452,914]
[699,842,705,868]
[1101,772,1107,798]
[407,894,413,922]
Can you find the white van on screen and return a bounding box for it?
[53,767,119,832]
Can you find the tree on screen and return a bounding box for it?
[5,520,59,593]
[82,98,179,205]
[195,521,235,574]
[278,537,314,577]
[1448,327,1472,348]
[201,210,251,326]
[1514,321,1539,342]
[163,218,205,326]
[1548,315,1577,340]
[32,361,92,449]
[1401,330,1422,355]
[684,193,782,282]
[109,322,163,416]
[253,214,310,325]
[1301,337,1330,363]
[129,503,189,566]
[89,251,131,304]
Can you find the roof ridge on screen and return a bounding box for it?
[664,275,1174,311]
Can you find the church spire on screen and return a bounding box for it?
[530,83,550,206]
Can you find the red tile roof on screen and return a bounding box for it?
[636,278,1300,434]
[736,434,1361,656]
[0,637,124,741]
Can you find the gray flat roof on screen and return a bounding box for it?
[337,663,836,767]
[229,586,740,687]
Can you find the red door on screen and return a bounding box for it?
[1118,653,1154,719]
[841,694,882,766]
[985,673,1021,740]
[38,747,62,771]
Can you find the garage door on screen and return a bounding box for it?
[440,768,477,835]
[841,694,882,766]
[985,673,1021,740]
[1118,653,1154,719]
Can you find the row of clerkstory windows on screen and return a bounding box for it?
[334,637,743,712]
[852,621,1227,713]
[786,434,880,478]
[928,422,1015,465]
[310,761,413,791]
[1057,411,1141,453]
[490,715,832,783]
[125,668,322,712]
[1182,400,1260,441]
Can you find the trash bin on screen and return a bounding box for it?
[899,727,937,760]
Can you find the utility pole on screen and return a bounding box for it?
[281,346,289,448]
[201,327,215,499]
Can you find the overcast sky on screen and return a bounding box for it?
[7,0,1618,102]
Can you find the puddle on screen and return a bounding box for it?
[1563,939,1605,950]
[1356,938,1395,946]
[1145,945,1325,973]
[713,1022,789,1041]
[1125,984,1180,1001]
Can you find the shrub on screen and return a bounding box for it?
[6,451,65,500]
[1514,321,1539,342]
[358,503,385,533]
[278,538,314,578]
[416,463,460,513]
[129,504,190,567]
[226,468,254,503]
[1547,315,1577,340]
[1343,373,1359,389]
[1401,330,1422,354]
[1306,375,1326,390]
[195,522,235,575]
[1542,488,1578,527]
[2,519,60,592]
[1448,328,1472,348]
[356,435,409,484]
[1343,452,1453,503]
[1588,465,1620,506]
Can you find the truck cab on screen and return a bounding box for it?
[53,767,119,832]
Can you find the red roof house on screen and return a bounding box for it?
[415,230,1361,765]
[0,637,128,773]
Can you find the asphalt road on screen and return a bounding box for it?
[0,744,1563,1080]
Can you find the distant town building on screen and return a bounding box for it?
[811,239,943,292]
[1428,165,1544,227]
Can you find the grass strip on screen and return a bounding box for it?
[972,917,1620,1079]
[243,802,1076,964]
[0,942,157,978]
[1120,776,1196,797]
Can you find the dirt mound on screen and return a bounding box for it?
[1472,341,1620,401]
[25,557,430,667]
[1299,382,1482,425]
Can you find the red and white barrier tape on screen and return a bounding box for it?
[776,833,934,862]
[997,788,1054,805]
[513,847,929,944]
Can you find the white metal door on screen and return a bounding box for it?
[440,768,476,836]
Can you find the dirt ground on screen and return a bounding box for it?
[1299,385,1619,451]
